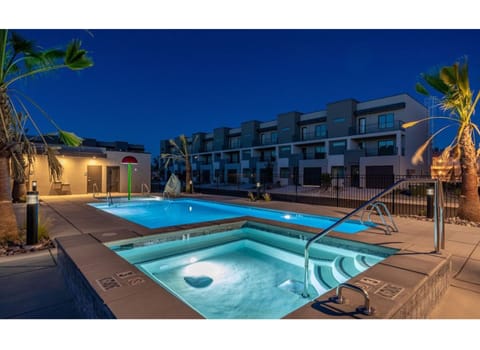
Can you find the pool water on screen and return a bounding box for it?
[108,225,395,319]
[90,198,370,233]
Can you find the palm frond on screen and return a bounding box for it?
[422,72,450,95]
[0,29,8,82]
[402,116,458,129]
[64,40,93,70]
[411,125,451,165]
[45,146,63,181]
[415,82,430,96]
[58,130,83,146]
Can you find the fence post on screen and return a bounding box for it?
[391,187,396,214]
[336,176,339,207]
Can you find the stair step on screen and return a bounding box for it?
[354,254,382,270]
[334,256,361,280]
[314,265,341,291]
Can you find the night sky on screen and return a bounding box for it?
[10,29,480,158]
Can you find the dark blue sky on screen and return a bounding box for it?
[13,29,480,157]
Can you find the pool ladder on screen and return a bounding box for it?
[106,192,113,206]
[141,183,150,196]
[360,201,398,235]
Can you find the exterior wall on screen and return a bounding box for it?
[277,111,301,143]
[241,120,260,147]
[30,151,151,195]
[326,99,357,138]
[213,127,229,151]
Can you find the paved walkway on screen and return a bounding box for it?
[0,249,80,318]
[1,193,480,319]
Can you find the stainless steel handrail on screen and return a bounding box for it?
[330,283,374,315]
[141,183,150,196]
[302,178,445,298]
[92,183,99,198]
[106,191,113,206]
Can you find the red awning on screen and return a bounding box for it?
[121,155,138,164]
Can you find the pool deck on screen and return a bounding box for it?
[2,192,480,319]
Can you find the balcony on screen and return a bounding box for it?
[349,120,405,136]
[299,131,328,142]
[364,146,398,157]
[226,140,242,149]
[260,137,277,146]
[300,151,326,160]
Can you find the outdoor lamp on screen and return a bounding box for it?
[121,156,138,200]
[32,180,37,192]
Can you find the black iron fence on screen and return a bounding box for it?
[195,174,462,218]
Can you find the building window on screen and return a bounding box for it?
[378,113,394,129]
[228,152,239,163]
[331,166,345,177]
[205,140,213,151]
[378,139,395,155]
[329,140,346,155]
[271,132,278,144]
[214,153,221,161]
[301,127,308,141]
[358,118,366,134]
[229,136,240,149]
[315,124,327,138]
[314,145,326,159]
[260,133,268,145]
[242,149,251,160]
[243,168,251,178]
[280,167,290,178]
[279,145,291,158]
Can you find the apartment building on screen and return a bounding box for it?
[160,93,430,189]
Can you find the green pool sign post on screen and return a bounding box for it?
[121,156,138,200]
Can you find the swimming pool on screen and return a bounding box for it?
[107,223,395,319]
[90,198,371,233]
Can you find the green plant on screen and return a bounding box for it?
[20,213,51,243]
[247,192,256,201]
[0,30,93,242]
[404,57,480,221]
[262,193,271,201]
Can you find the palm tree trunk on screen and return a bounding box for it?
[12,180,27,202]
[0,156,20,243]
[457,126,480,221]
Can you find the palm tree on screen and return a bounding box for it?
[161,135,195,193]
[0,30,93,243]
[403,58,480,221]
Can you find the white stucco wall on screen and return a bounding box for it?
[29,151,151,195]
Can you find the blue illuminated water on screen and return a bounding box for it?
[108,226,394,319]
[90,198,371,233]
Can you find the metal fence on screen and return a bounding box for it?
[195,174,462,218]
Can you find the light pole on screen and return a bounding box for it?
[121,156,138,200]
[26,180,39,245]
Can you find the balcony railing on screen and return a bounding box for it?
[364,146,398,157]
[349,120,405,136]
[299,131,328,142]
[300,151,326,160]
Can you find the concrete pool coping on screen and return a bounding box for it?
[42,193,457,319]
